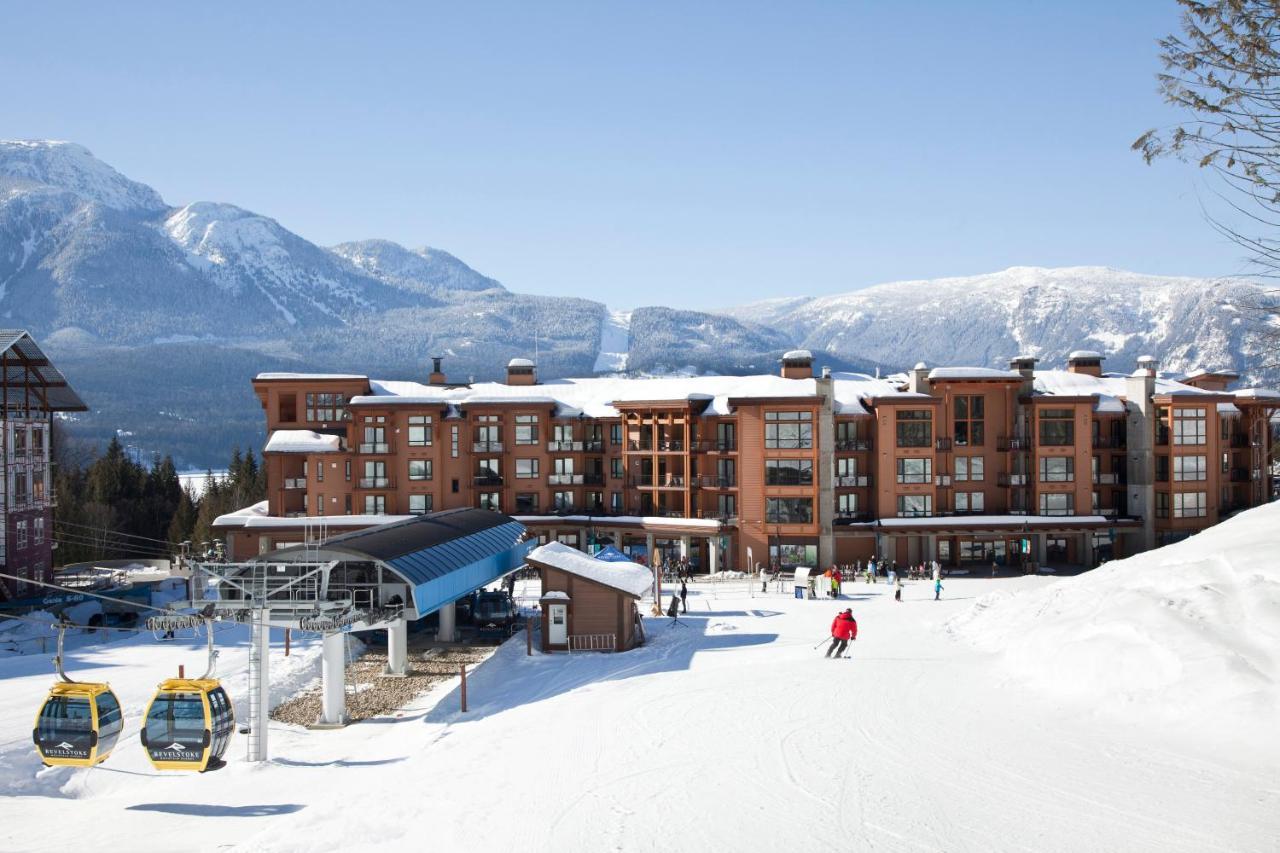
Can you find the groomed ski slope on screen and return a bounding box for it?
[2,537,1278,851]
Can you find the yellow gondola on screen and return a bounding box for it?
[140,619,235,772]
[32,622,123,767]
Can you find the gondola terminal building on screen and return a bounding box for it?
[214,350,1280,572]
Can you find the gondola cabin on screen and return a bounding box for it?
[33,682,123,767]
[141,678,235,772]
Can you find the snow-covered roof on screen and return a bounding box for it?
[1218,402,1241,416]
[1234,388,1280,400]
[212,501,413,530]
[928,367,1022,381]
[913,361,927,370]
[541,590,570,601]
[349,373,851,418]
[507,358,535,368]
[264,429,343,454]
[781,349,813,361]
[1066,350,1103,361]
[526,541,653,597]
[256,372,367,380]
[1033,369,1217,414]
[515,514,723,530]
[1183,367,1239,380]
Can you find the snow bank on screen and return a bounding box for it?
[947,503,1280,732]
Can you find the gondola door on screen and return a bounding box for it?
[142,687,211,771]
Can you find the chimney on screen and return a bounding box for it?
[428,356,447,386]
[909,362,929,394]
[1136,354,1158,377]
[780,349,814,380]
[506,358,537,386]
[1008,355,1038,396]
[1066,350,1104,377]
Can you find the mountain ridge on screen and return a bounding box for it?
[0,138,1271,466]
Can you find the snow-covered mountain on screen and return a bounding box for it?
[725,266,1275,384]
[0,139,1272,464]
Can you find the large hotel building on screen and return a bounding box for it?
[215,350,1279,573]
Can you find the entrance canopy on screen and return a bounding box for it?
[592,545,633,563]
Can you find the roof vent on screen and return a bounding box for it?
[428,356,447,386]
[780,349,814,379]
[1067,349,1104,377]
[506,358,537,386]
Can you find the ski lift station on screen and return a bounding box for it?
[174,508,533,758]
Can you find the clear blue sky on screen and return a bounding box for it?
[0,1,1247,308]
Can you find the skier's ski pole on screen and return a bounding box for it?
[813,636,831,650]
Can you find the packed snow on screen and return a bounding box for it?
[2,538,1277,851]
[947,501,1280,734]
[592,309,632,373]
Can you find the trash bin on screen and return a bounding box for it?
[794,586,805,599]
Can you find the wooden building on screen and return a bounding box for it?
[525,541,652,652]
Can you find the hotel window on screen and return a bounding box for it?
[345,460,351,481]
[611,457,624,479]
[716,422,737,450]
[344,494,352,514]
[835,421,862,447]
[361,425,388,453]
[12,427,26,456]
[1172,455,1206,482]
[896,495,932,517]
[610,423,623,446]
[1172,409,1206,445]
[837,493,858,515]
[764,411,813,449]
[955,456,984,481]
[514,414,538,445]
[305,392,347,422]
[1038,456,1074,483]
[316,460,324,482]
[766,497,813,523]
[1038,492,1073,516]
[556,533,579,547]
[896,457,932,484]
[408,415,433,446]
[552,424,574,444]
[895,410,932,448]
[1155,491,1170,518]
[717,493,736,517]
[835,458,858,478]
[1173,491,1207,518]
[278,393,297,422]
[15,520,27,549]
[479,492,500,512]
[516,493,539,513]
[1222,452,1230,473]
[611,491,624,512]
[553,491,574,511]
[1038,409,1074,446]
[1155,455,1170,482]
[1092,490,1100,513]
[33,517,44,545]
[364,495,386,515]
[586,491,604,512]
[1155,407,1170,445]
[765,459,813,486]
[554,458,575,476]
[955,491,984,513]
[451,425,459,458]
[408,494,432,514]
[953,396,985,446]
[516,458,540,479]
[316,495,324,515]
[362,460,388,488]
[408,459,432,481]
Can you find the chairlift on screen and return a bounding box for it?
[140,619,235,772]
[32,621,123,767]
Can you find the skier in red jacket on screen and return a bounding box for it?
[825,608,858,658]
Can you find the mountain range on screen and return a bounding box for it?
[1,140,1273,467]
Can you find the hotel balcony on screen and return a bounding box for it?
[283,477,307,490]
[835,438,871,452]
[835,474,871,488]
[547,440,584,452]
[473,441,504,453]
[357,477,394,489]
[473,474,504,486]
[548,473,585,486]
[358,442,391,454]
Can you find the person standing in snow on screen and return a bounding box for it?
[760,566,770,594]
[934,578,944,601]
[831,567,842,598]
[825,608,858,658]
[895,577,903,602]
[991,561,997,579]
[679,579,688,613]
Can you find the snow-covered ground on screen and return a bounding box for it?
[2,541,1277,851]
[593,308,632,373]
